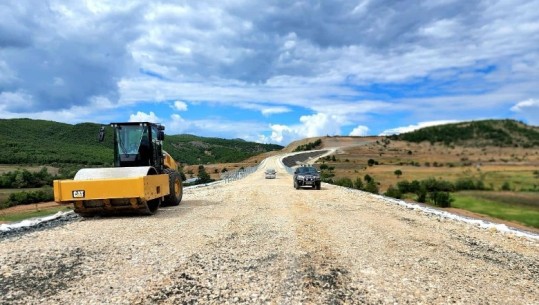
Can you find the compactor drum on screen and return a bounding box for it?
[53,122,183,216]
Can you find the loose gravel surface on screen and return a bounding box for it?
[1,156,538,304]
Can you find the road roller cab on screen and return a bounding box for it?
[53,122,183,217]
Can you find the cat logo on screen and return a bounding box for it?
[72,190,85,198]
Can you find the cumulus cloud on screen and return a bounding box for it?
[129,111,161,123]
[349,125,369,136]
[1,0,539,140]
[268,113,344,144]
[379,120,459,136]
[511,99,539,112]
[511,98,539,125]
[173,100,188,111]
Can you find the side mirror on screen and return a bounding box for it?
[98,126,105,142]
[294,170,298,174]
[158,131,165,141]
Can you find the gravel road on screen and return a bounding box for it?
[1,156,538,304]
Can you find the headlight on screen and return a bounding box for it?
[297,175,305,179]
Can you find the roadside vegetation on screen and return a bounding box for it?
[314,120,539,229]
[452,192,539,228]
[0,167,61,210]
[293,139,322,152]
[0,205,71,223]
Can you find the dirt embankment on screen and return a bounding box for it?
[1,156,538,304]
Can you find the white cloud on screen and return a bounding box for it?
[2,0,539,140]
[349,125,369,136]
[261,106,291,116]
[173,100,188,111]
[510,98,539,125]
[269,124,294,143]
[268,112,344,144]
[0,90,35,112]
[129,111,161,123]
[510,98,539,112]
[379,120,459,136]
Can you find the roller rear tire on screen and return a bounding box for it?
[164,169,183,206]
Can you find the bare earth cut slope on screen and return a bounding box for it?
[1,156,538,304]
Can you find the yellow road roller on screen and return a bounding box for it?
[53,122,183,217]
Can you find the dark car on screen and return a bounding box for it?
[293,166,321,190]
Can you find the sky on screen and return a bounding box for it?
[1,0,538,145]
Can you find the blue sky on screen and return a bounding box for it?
[1,0,538,144]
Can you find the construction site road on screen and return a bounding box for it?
[1,155,538,304]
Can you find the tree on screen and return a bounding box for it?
[364,179,379,194]
[394,169,403,178]
[501,181,511,191]
[364,174,373,183]
[367,159,376,166]
[353,177,363,190]
[429,192,453,208]
[197,165,212,184]
[335,177,353,188]
[384,185,402,199]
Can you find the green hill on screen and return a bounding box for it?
[0,119,282,166]
[392,119,539,147]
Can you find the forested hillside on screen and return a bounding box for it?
[0,119,282,166]
[392,119,539,147]
[164,134,282,164]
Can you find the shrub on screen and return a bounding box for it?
[455,177,478,190]
[353,177,363,190]
[0,167,56,189]
[4,189,54,208]
[197,166,212,184]
[416,186,427,203]
[384,185,402,199]
[367,159,376,166]
[429,191,453,208]
[394,169,403,178]
[364,179,379,194]
[294,139,323,152]
[364,174,373,183]
[501,181,511,191]
[422,178,454,192]
[334,177,353,188]
[410,180,421,193]
[397,180,411,193]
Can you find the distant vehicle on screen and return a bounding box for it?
[293,166,321,190]
[265,168,276,179]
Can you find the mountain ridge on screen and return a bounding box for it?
[0,118,282,166]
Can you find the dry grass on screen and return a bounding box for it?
[315,139,539,192]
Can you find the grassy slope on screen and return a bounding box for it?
[452,192,539,228]
[0,118,282,166]
[0,205,71,223]
[394,119,539,147]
